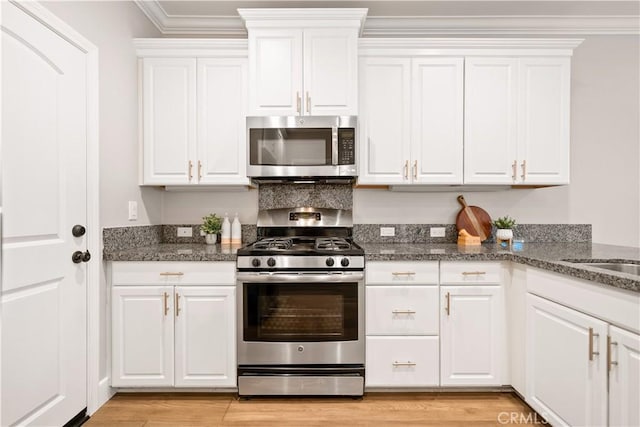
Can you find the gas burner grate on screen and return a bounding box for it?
[315,237,352,251]
[252,238,293,250]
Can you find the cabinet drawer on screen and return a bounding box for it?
[366,336,439,387]
[366,262,438,285]
[366,286,438,335]
[440,261,503,285]
[111,261,235,286]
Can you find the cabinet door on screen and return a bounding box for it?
[609,325,640,427]
[526,294,607,427]
[303,28,357,116]
[464,58,518,184]
[411,57,464,184]
[518,57,571,185]
[174,286,236,387]
[112,286,174,387]
[358,57,411,184]
[366,336,439,387]
[366,286,439,335]
[248,29,303,116]
[440,286,504,386]
[142,58,196,185]
[197,58,249,185]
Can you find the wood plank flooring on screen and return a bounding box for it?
[86,392,541,426]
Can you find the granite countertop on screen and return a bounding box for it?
[104,242,640,293]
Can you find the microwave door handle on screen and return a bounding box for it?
[332,127,339,165]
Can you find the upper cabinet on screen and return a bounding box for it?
[465,56,571,185]
[357,39,581,188]
[136,40,250,186]
[239,9,366,116]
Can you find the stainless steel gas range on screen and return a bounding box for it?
[236,207,365,397]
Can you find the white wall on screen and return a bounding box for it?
[43,0,162,391]
[354,36,640,247]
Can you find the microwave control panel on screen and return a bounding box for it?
[338,128,355,165]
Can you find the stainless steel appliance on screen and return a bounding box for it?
[246,116,357,181]
[236,207,365,396]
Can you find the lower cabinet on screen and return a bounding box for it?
[366,336,439,387]
[526,293,608,426]
[440,261,505,386]
[609,325,640,427]
[111,262,236,388]
[440,285,504,386]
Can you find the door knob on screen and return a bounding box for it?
[72,250,91,264]
[72,225,86,237]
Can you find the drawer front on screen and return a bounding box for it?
[366,286,439,335]
[111,261,236,286]
[440,261,503,285]
[366,336,439,387]
[366,261,439,285]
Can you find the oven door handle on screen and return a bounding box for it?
[237,272,364,283]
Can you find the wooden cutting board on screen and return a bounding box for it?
[455,195,492,241]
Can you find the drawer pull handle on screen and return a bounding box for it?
[607,335,618,371]
[461,271,486,276]
[392,310,416,315]
[393,361,416,367]
[589,327,600,361]
[163,292,169,316]
[445,292,451,316]
[392,272,416,276]
[160,272,184,276]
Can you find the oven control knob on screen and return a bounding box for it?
[325,258,335,267]
[267,257,276,267]
[298,346,304,352]
[252,258,261,268]
[341,258,350,267]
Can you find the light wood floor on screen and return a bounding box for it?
[86,392,540,426]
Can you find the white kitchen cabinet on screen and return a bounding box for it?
[111,262,236,388]
[141,58,196,185]
[358,56,464,185]
[137,40,249,186]
[440,285,504,386]
[526,293,608,427]
[365,261,440,388]
[112,286,174,387]
[608,325,640,427]
[197,58,249,185]
[174,286,236,387]
[241,9,364,117]
[465,57,571,185]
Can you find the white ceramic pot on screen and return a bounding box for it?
[205,233,218,245]
[496,228,513,241]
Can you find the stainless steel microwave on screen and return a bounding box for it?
[246,116,357,181]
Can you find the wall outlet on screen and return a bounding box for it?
[380,227,395,237]
[430,227,446,238]
[177,227,193,237]
[128,201,138,221]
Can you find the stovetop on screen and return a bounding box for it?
[237,236,364,257]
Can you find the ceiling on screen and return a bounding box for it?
[134,0,640,36]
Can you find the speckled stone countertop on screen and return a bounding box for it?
[105,243,238,262]
[104,242,640,293]
[363,242,640,293]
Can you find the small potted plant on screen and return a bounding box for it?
[201,213,222,245]
[493,215,516,246]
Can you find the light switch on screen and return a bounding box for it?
[380,227,395,237]
[430,227,446,237]
[128,201,138,221]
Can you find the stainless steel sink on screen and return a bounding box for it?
[564,260,640,276]
[583,263,640,276]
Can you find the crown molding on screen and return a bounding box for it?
[134,38,248,57]
[134,1,639,36]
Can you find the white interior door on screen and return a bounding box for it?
[1,2,88,425]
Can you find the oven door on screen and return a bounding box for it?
[236,272,364,365]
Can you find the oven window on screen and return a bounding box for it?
[243,283,358,342]
[249,128,332,166]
